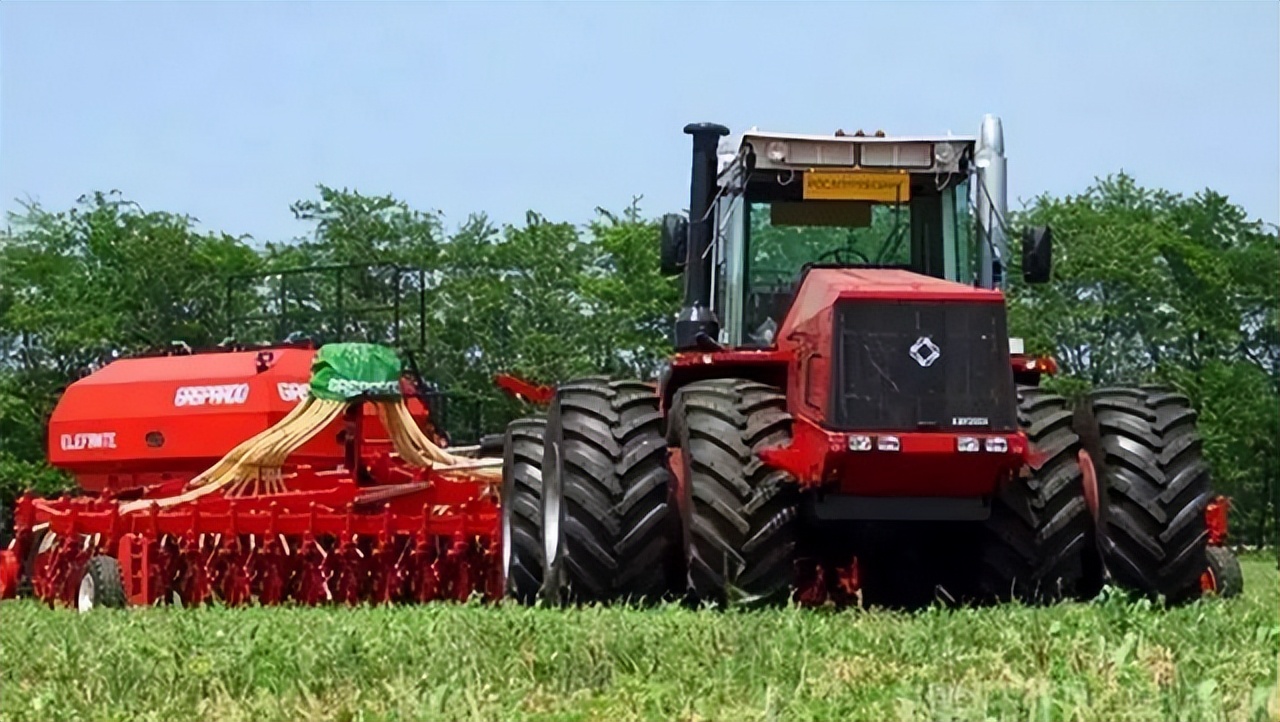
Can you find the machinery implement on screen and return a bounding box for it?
[504,115,1241,608]
[0,342,505,609]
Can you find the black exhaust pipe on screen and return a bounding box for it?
[674,122,729,351]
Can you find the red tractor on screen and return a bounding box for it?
[501,116,1242,607]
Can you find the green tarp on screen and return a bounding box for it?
[308,343,403,401]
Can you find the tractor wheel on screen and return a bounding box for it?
[501,416,545,605]
[539,377,676,604]
[78,555,127,611]
[1202,546,1243,598]
[977,386,1097,604]
[668,378,800,606]
[1090,385,1212,603]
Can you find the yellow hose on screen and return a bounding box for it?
[377,400,502,479]
[120,394,499,514]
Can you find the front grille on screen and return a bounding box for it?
[830,300,1017,431]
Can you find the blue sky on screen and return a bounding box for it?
[2,1,1277,245]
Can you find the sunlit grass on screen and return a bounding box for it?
[2,554,1276,721]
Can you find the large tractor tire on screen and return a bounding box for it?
[668,378,800,606]
[501,416,546,604]
[539,377,676,604]
[1090,385,1212,603]
[977,386,1098,604]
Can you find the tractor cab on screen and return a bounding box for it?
[661,116,1049,351]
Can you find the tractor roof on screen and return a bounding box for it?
[731,128,978,145]
[718,128,976,177]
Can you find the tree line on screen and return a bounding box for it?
[0,176,1275,545]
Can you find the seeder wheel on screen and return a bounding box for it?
[78,555,127,611]
[1201,545,1243,598]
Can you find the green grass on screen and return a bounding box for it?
[2,555,1277,722]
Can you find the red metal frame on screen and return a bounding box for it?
[494,373,555,406]
[9,465,500,608]
[1204,495,1229,547]
[8,396,502,609]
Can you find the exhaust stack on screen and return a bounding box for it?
[674,122,729,350]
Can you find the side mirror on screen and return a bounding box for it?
[659,213,688,276]
[1021,225,1052,284]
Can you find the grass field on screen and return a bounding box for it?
[1,554,1276,722]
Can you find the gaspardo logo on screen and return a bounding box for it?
[327,378,400,397]
[173,383,251,407]
[277,382,310,403]
[60,432,117,451]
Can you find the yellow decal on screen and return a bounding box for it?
[802,170,911,202]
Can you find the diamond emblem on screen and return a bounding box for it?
[909,336,941,367]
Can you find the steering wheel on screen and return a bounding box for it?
[816,246,871,266]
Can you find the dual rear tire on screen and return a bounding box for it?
[1089,385,1214,603]
[981,383,1224,605]
[500,377,677,605]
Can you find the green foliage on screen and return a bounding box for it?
[0,556,1275,721]
[0,453,73,512]
[0,192,261,500]
[1,191,261,375]
[1007,173,1279,545]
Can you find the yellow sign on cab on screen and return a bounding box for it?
[802,169,911,202]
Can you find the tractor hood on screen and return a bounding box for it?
[777,268,1017,433]
[780,268,1005,336]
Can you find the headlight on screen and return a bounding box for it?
[957,437,980,453]
[935,142,963,166]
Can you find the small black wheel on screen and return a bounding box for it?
[78,555,127,611]
[539,377,677,605]
[501,417,545,605]
[1090,385,1212,603]
[1203,546,1243,598]
[976,386,1097,604]
[0,501,12,550]
[668,378,800,607]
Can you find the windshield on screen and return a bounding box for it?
[736,180,971,346]
[747,200,912,291]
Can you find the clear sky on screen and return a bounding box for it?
[2,1,1277,245]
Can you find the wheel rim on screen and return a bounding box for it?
[77,572,95,612]
[500,495,514,593]
[542,442,562,570]
[1200,567,1217,595]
